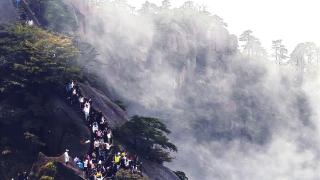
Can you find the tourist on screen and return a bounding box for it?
[94,139,100,150]
[114,152,121,166]
[27,20,34,26]
[106,129,112,144]
[83,103,90,121]
[92,122,99,133]
[105,142,112,154]
[64,149,70,165]
[79,95,84,109]
[77,160,84,170]
[74,156,80,164]
[84,159,88,172]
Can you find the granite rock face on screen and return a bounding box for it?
[45,94,91,156]
[79,82,180,180]
[78,82,129,128]
[29,85,180,180]
[0,0,18,25]
[29,152,85,180]
[142,159,180,180]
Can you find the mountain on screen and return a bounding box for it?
[0,1,181,179]
[0,0,18,24]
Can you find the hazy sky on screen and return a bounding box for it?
[129,0,320,52]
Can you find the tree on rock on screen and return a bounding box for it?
[289,42,319,83]
[139,1,159,14]
[272,39,288,65]
[161,0,171,9]
[115,115,177,164]
[174,171,188,180]
[239,30,266,58]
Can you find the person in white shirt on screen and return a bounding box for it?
[27,20,33,26]
[100,116,106,124]
[79,96,84,109]
[64,149,70,165]
[72,88,77,95]
[70,81,74,89]
[83,104,90,121]
[106,129,112,143]
[83,159,88,171]
[105,142,111,151]
[124,156,130,168]
[94,139,100,150]
[92,122,99,133]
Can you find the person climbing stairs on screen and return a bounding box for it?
[12,0,41,26]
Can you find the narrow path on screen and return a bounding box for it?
[20,0,41,26]
[57,81,143,179]
[29,152,86,179]
[50,154,86,179]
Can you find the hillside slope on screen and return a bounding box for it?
[0,0,17,24]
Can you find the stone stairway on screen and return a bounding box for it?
[14,0,41,26]
[29,152,86,180]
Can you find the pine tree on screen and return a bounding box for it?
[289,42,319,84]
[239,30,266,57]
[115,115,177,164]
[181,1,195,9]
[272,39,288,65]
[139,1,159,14]
[161,0,171,9]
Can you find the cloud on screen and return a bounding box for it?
[69,1,320,179]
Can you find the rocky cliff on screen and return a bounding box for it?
[0,0,18,24]
[27,82,179,180]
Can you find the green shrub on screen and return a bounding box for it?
[115,116,177,164]
[0,24,80,96]
[39,175,54,180]
[174,171,188,180]
[38,161,57,178]
[116,169,147,180]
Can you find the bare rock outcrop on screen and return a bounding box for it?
[78,82,129,128]
[142,160,180,180]
[0,0,17,25]
[29,152,85,180]
[44,94,91,156]
[78,82,180,180]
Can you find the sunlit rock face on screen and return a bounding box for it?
[0,0,17,24]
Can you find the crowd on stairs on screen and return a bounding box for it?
[14,0,38,26]
[65,80,143,180]
[8,1,142,179]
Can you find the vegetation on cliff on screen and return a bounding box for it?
[0,24,80,96]
[116,169,148,180]
[0,23,81,179]
[0,23,179,179]
[0,0,181,178]
[115,116,177,164]
[27,0,78,33]
[38,162,57,180]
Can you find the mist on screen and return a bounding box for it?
[68,1,320,179]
